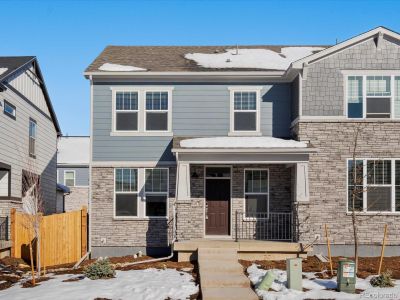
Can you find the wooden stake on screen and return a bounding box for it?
[378,224,388,275]
[325,224,333,276]
[29,240,36,285]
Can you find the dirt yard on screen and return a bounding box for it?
[240,256,400,279]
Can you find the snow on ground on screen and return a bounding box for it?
[184,47,324,70]
[98,63,147,71]
[0,268,198,300]
[247,264,400,300]
[0,68,8,76]
[180,136,308,149]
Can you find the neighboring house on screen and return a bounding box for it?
[57,136,90,212]
[0,56,61,235]
[85,26,400,258]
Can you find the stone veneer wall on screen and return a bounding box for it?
[91,167,176,255]
[65,187,89,212]
[293,121,400,247]
[176,164,292,241]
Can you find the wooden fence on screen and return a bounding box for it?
[11,206,87,267]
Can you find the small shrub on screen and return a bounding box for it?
[84,258,115,280]
[370,270,394,288]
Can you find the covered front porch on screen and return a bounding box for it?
[172,137,317,247]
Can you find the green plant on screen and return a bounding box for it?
[84,258,116,280]
[370,270,395,288]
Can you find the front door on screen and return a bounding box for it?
[205,167,231,235]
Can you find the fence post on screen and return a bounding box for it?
[10,208,16,257]
[81,206,88,257]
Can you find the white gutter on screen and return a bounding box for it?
[171,147,319,154]
[84,71,285,77]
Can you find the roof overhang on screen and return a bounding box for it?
[172,147,318,154]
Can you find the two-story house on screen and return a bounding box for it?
[0,56,61,241]
[57,136,90,212]
[85,27,400,258]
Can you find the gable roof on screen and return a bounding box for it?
[290,26,400,69]
[0,56,61,135]
[85,45,329,73]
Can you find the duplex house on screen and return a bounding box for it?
[0,57,61,238]
[57,136,90,212]
[85,27,400,258]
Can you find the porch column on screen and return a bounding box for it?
[176,162,191,201]
[295,162,309,202]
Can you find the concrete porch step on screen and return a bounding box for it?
[200,272,250,288]
[198,247,237,256]
[202,287,259,300]
[199,261,244,273]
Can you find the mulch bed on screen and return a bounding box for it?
[240,256,400,279]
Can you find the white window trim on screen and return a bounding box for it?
[243,168,269,220]
[346,158,400,214]
[113,168,140,219]
[143,168,169,219]
[64,170,76,187]
[29,118,37,157]
[344,73,400,120]
[3,100,16,118]
[110,87,174,136]
[228,87,262,136]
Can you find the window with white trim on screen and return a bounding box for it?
[244,169,269,217]
[115,92,139,131]
[145,92,169,131]
[233,91,258,131]
[347,159,400,212]
[64,171,75,187]
[115,168,138,217]
[144,168,168,217]
[29,118,37,157]
[3,100,16,119]
[346,75,400,119]
[0,169,10,197]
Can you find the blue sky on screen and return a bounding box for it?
[1,0,399,135]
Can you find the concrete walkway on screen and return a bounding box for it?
[198,248,258,300]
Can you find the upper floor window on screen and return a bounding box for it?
[29,118,37,158]
[64,170,75,187]
[3,100,16,119]
[346,75,400,119]
[145,92,169,131]
[115,92,139,131]
[112,87,173,135]
[229,87,262,135]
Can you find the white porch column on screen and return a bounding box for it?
[176,162,191,201]
[295,162,309,202]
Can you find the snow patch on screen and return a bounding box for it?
[180,137,308,149]
[185,47,324,70]
[247,264,400,300]
[0,268,198,300]
[0,68,8,76]
[98,63,147,72]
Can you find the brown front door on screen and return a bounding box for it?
[205,178,230,235]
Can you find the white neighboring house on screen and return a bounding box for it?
[57,136,90,212]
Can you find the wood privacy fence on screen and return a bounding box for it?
[10,206,87,267]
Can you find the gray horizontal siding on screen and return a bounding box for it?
[57,167,89,186]
[92,82,291,162]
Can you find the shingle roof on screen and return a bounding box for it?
[85,45,329,72]
[0,56,35,81]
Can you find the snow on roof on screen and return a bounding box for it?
[185,47,324,70]
[0,68,8,76]
[98,63,147,72]
[57,136,90,165]
[180,137,307,149]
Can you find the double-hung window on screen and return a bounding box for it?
[346,75,400,119]
[64,171,75,187]
[347,159,400,212]
[0,166,11,197]
[229,87,261,134]
[115,168,138,217]
[244,169,269,218]
[3,100,16,119]
[144,168,168,217]
[29,118,37,158]
[115,92,139,131]
[145,92,169,131]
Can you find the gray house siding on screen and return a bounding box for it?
[0,63,58,214]
[302,36,400,116]
[57,167,89,186]
[92,82,292,162]
[291,75,299,121]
